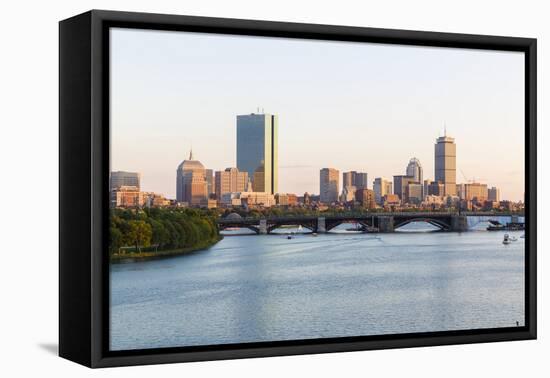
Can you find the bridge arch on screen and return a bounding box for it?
[324,219,373,232]
[268,222,316,233]
[394,218,450,231]
[218,224,261,234]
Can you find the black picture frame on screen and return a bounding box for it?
[59,9,537,368]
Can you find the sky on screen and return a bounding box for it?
[110,28,525,201]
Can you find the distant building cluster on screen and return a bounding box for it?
[314,130,521,212]
[110,171,171,208]
[110,113,523,212]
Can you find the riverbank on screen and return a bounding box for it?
[110,235,223,263]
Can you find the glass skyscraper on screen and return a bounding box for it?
[236,113,278,194]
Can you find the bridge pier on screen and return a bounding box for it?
[259,219,268,234]
[451,215,468,232]
[317,217,326,233]
[378,216,394,233]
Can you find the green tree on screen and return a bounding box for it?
[127,220,152,253]
[162,219,179,249]
[148,218,170,248]
[109,226,124,254]
[109,207,221,260]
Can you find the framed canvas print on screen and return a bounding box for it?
[59,10,537,368]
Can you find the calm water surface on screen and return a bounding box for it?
[110,227,525,350]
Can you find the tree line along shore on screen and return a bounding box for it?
[109,208,221,262]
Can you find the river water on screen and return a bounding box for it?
[110,226,525,351]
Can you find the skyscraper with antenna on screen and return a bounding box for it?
[434,126,457,196]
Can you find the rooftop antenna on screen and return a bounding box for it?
[257,106,259,113]
[444,122,447,137]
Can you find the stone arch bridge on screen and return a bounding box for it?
[216,212,523,235]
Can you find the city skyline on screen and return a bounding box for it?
[110,28,525,201]
[110,131,518,207]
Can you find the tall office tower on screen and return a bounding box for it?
[205,169,214,196]
[354,172,369,189]
[236,112,278,194]
[320,168,340,204]
[393,175,415,202]
[343,171,369,190]
[488,187,501,202]
[176,150,208,205]
[110,171,141,192]
[434,132,457,196]
[373,177,392,205]
[343,172,353,188]
[214,167,249,199]
[406,158,423,185]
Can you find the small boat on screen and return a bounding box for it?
[510,236,518,242]
[287,235,293,240]
[503,234,511,245]
[311,232,318,237]
[487,220,505,231]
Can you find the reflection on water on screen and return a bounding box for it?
[110,229,525,351]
